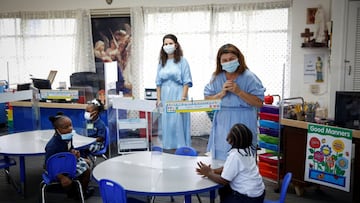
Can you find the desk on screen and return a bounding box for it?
[92,151,224,203]
[0,129,95,196]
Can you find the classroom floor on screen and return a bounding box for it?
[0,127,354,203]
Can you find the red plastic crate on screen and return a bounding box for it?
[258,112,279,122]
[259,161,278,174]
[258,153,281,165]
[259,167,278,180]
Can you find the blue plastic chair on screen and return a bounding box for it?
[175,146,201,203]
[91,127,110,160]
[99,179,145,203]
[40,152,84,203]
[175,146,198,156]
[151,146,163,152]
[0,156,16,184]
[264,172,292,203]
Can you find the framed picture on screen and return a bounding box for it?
[306,8,318,24]
[91,16,132,98]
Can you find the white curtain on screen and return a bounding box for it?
[0,10,94,88]
[131,1,291,136]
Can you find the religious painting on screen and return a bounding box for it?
[306,8,318,24]
[91,16,132,99]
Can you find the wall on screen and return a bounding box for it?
[0,0,348,118]
[290,0,331,113]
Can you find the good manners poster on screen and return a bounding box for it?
[304,124,352,192]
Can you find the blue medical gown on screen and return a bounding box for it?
[155,58,193,149]
[204,70,265,160]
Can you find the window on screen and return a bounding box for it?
[140,3,290,100]
[0,10,94,89]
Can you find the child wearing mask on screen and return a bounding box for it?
[44,112,94,199]
[82,99,106,157]
[196,123,265,203]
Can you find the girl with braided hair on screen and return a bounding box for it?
[196,123,265,203]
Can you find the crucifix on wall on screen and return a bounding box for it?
[301,28,314,43]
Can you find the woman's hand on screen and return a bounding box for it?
[223,80,263,107]
[223,80,240,94]
[196,161,212,177]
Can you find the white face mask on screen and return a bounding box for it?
[84,112,92,120]
[163,44,176,54]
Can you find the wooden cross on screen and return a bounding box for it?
[301,28,313,43]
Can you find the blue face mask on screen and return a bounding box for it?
[163,44,176,54]
[60,130,74,140]
[221,59,240,73]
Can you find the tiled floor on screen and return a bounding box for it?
[0,130,354,203]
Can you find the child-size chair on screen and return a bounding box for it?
[264,172,292,203]
[40,152,84,203]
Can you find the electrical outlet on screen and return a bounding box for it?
[310,84,320,94]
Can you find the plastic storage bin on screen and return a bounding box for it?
[258,153,280,165]
[259,120,280,130]
[259,134,279,144]
[258,112,279,122]
[258,141,278,151]
[260,105,279,114]
[259,127,279,137]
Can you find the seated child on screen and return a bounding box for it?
[196,123,265,203]
[83,99,106,155]
[44,112,94,199]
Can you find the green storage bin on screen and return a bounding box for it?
[258,134,279,144]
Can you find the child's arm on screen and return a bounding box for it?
[213,166,224,174]
[96,136,104,142]
[196,161,229,185]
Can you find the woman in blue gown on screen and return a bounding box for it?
[204,44,265,160]
[155,34,193,150]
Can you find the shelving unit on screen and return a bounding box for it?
[257,104,282,184]
[112,97,157,154]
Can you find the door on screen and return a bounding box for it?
[345,1,360,90]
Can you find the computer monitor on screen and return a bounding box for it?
[17,83,31,91]
[32,78,52,90]
[334,91,360,130]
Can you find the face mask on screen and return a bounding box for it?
[221,59,240,73]
[163,44,176,54]
[84,112,92,120]
[60,130,74,140]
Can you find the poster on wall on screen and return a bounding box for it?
[91,16,132,99]
[304,123,352,192]
[304,54,325,84]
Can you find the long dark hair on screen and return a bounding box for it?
[213,43,248,76]
[159,34,183,67]
[226,123,256,156]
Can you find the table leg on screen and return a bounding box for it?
[184,194,192,203]
[210,190,216,203]
[19,156,26,197]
